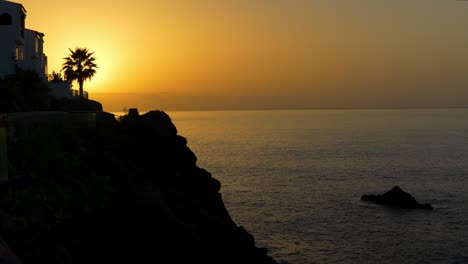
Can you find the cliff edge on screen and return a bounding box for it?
[0,110,277,263]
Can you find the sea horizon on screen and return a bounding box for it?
[110,106,468,116]
[141,108,468,263]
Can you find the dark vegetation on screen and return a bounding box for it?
[0,69,102,113]
[0,69,49,113]
[49,71,65,82]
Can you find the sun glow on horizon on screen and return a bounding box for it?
[15,0,468,109]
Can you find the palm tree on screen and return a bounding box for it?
[62,48,98,98]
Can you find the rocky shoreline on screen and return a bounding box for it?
[0,109,277,263]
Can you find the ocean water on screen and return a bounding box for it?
[160,109,466,263]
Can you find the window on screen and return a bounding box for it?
[13,47,24,61]
[0,13,12,25]
[14,47,19,60]
[35,37,39,54]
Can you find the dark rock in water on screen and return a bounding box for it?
[361,186,433,210]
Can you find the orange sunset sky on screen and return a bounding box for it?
[18,0,468,111]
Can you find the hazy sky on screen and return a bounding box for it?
[18,0,468,110]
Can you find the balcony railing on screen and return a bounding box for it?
[72,90,88,99]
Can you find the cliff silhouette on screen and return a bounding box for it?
[0,109,277,263]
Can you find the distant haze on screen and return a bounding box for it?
[92,93,468,112]
[20,0,468,111]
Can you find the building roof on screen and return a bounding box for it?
[25,28,45,37]
[2,0,27,14]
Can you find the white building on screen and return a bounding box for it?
[0,0,47,79]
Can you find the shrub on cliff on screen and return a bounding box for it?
[0,69,50,113]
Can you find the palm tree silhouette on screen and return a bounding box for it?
[62,48,98,98]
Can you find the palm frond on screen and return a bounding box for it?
[60,47,98,97]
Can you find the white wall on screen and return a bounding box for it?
[20,29,47,79]
[0,1,25,78]
[1,1,47,80]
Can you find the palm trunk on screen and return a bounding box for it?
[79,80,84,98]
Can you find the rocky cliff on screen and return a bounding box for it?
[0,110,277,264]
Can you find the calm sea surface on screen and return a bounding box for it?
[133,109,468,263]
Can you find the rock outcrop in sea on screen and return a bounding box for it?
[361,186,433,210]
[0,109,277,263]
